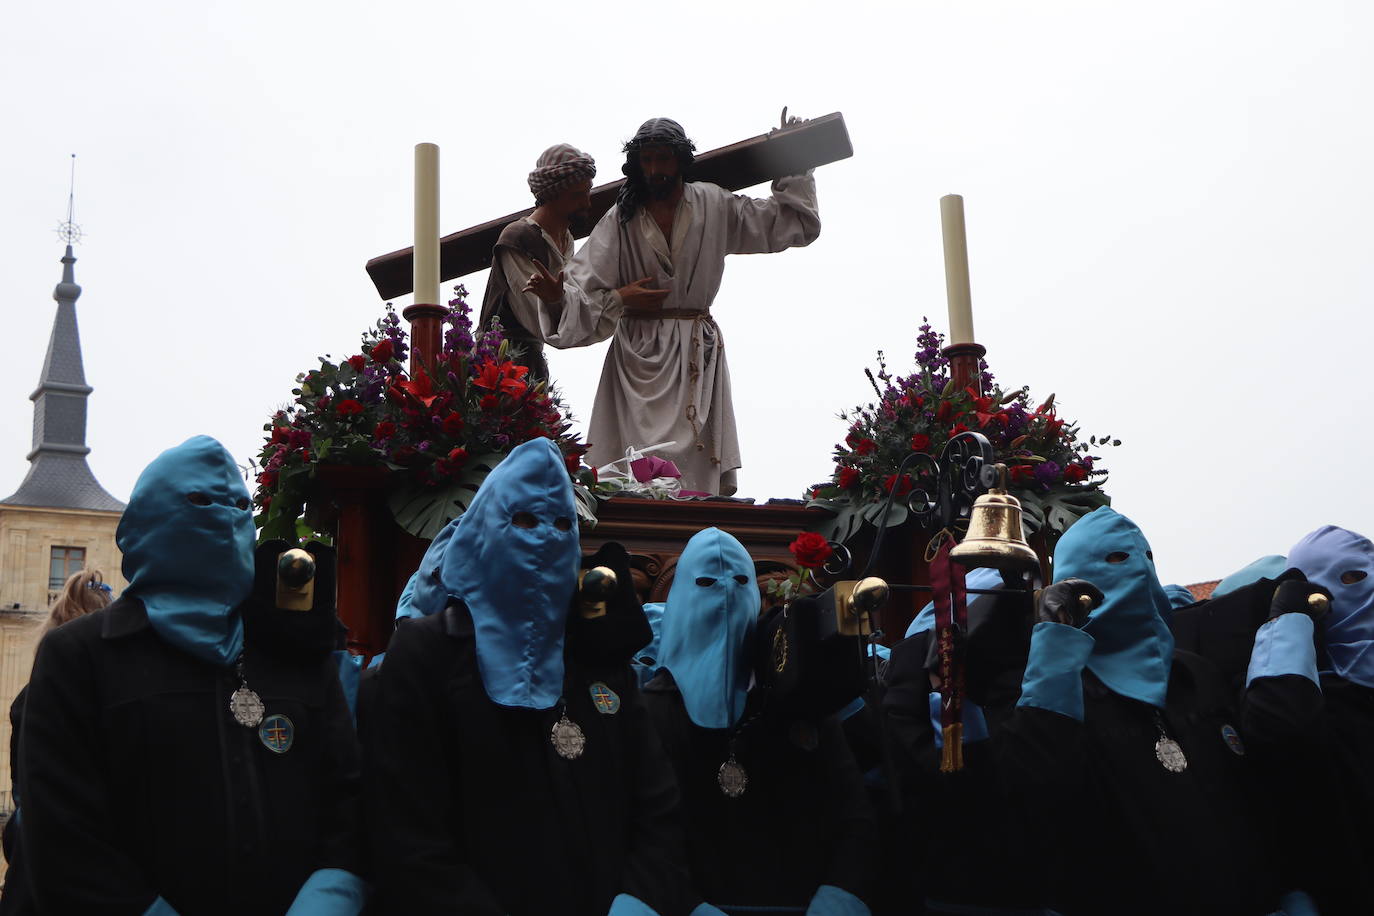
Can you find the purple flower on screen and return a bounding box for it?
[1034,462,1061,487]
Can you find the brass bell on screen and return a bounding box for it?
[576,566,618,619]
[950,470,1039,573]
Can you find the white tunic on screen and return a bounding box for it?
[496,218,622,350]
[566,174,820,494]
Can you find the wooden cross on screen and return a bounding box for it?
[364,112,854,300]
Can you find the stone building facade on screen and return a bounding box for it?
[0,244,124,880]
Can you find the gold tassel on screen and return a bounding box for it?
[940,723,965,773]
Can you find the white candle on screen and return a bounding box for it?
[940,194,975,345]
[414,142,440,306]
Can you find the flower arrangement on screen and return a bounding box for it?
[766,532,836,604]
[808,319,1115,543]
[253,287,591,541]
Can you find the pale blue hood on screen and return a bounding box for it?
[396,522,458,619]
[1212,555,1289,599]
[117,436,255,666]
[659,528,760,729]
[1054,507,1174,708]
[438,438,580,709]
[1289,526,1374,687]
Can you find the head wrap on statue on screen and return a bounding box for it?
[117,435,256,666]
[1054,507,1174,708]
[617,117,696,223]
[1289,526,1374,687]
[527,143,596,204]
[658,527,760,729]
[438,438,580,709]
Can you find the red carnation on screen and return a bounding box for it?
[347,355,366,371]
[855,438,877,456]
[448,447,468,465]
[371,339,395,363]
[883,473,914,496]
[838,466,861,489]
[336,399,364,418]
[910,434,931,452]
[257,470,278,487]
[1063,464,1089,484]
[789,532,833,570]
[441,413,464,436]
[374,421,397,440]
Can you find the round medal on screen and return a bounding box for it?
[551,714,586,760]
[1220,724,1245,756]
[229,687,265,728]
[718,756,748,798]
[1154,735,1188,773]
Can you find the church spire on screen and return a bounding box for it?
[2,168,123,512]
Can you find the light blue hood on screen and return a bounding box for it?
[117,436,255,666]
[396,521,458,619]
[1212,554,1289,598]
[438,438,580,709]
[659,528,760,729]
[1054,507,1174,708]
[1289,526,1374,688]
[632,601,665,687]
[1162,584,1197,610]
[906,567,1006,637]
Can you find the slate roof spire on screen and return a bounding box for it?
[2,236,124,512]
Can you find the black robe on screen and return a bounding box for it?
[362,602,694,915]
[642,671,876,913]
[7,595,362,915]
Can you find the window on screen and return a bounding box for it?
[49,546,85,589]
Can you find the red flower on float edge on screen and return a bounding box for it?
[883,473,914,496]
[910,433,931,451]
[838,466,861,489]
[789,532,834,569]
[347,355,366,371]
[336,399,364,418]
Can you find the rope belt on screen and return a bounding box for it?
[623,308,711,320]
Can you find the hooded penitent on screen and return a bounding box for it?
[396,521,458,620]
[1212,555,1289,598]
[1054,507,1174,708]
[117,436,256,666]
[658,527,760,729]
[1289,526,1374,687]
[438,438,580,709]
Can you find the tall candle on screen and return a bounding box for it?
[940,194,975,345]
[414,142,440,306]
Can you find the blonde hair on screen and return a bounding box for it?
[42,568,113,635]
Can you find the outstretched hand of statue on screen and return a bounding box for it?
[772,106,805,133]
[523,258,564,304]
[617,277,670,310]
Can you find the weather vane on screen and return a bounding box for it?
[55,154,82,244]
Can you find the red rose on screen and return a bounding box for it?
[441,413,464,436]
[347,355,366,371]
[789,532,833,570]
[1063,464,1088,484]
[910,434,931,452]
[371,339,395,363]
[950,423,969,436]
[883,473,914,496]
[257,470,277,487]
[855,438,877,456]
[448,447,468,464]
[564,452,582,475]
[269,425,291,445]
[1009,464,1034,485]
[317,396,331,411]
[374,420,397,440]
[336,399,364,418]
[845,428,862,447]
[838,466,861,489]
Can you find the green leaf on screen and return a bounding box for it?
[572,483,599,531]
[387,451,505,539]
[861,499,909,529]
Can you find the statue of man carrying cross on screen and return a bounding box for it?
[528,114,821,496]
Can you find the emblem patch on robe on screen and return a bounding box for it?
[259,714,294,754]
[589,682,621,715]
[1220,724,1245,756]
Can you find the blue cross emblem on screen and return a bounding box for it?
[259,714,295,754]
[589,682,621,715]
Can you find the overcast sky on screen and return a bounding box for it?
[2,0,1370,586]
